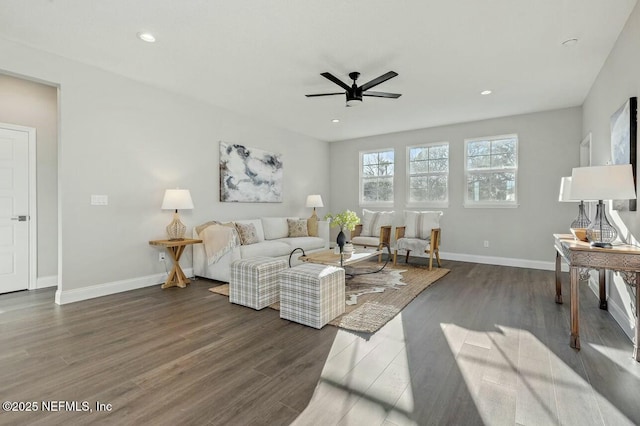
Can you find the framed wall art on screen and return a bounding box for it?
[219,142,283,202]
[610,97,637,211]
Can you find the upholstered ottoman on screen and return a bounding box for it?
[279,263,345,329]
[229,257,287,310]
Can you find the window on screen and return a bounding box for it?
[360,149,394,205]
[407,142,449,207]
[464,134,518,207]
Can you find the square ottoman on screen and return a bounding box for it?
[279,263,345,329]
[230,257,288,310]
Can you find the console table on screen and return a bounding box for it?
[554,234,640,361]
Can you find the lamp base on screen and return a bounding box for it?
[307,209,319,237]
[590,241,612,248]
[586,201,617,247]
[166,212,186,240]
[570,201,591,229]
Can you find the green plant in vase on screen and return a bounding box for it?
[324,210,360,253]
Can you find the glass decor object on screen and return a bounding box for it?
[570,202,591,229]
[558,176,591,231]
[161,189,194,240]
[570,165,636,248]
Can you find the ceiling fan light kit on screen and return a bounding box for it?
[306,70,401,107]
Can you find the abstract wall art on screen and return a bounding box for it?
[219,142,283,202]
[610,97,637,211]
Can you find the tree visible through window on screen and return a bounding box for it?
[465,135,518,206]
[360,149,394,204]
[407,142,449,205]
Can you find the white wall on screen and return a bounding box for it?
[0,74,58,283]
[582,1,640,339]
[0,37,330,302]
[330,107,582,267]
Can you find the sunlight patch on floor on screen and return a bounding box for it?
[292,314,417,425]
[441,323,635,425]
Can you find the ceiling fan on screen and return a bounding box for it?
[306,71,401,107]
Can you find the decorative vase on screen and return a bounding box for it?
[336,229,346,253]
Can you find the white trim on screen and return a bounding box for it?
[54,268,193,305]
[463,133,518,208]
[36,275,58,289]
[439,251,554,270]
[605,294,635,341]
[585,274,634,341]
[0,123,38,291]
[463,203,520,209]
[359,148,395,205]
[406,142,450,206]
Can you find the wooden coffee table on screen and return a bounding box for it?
[299,248,387,276]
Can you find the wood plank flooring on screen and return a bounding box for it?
[1,260,639,425]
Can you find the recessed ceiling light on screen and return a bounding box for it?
[331,119,340,123]
[137,32,156,43]
[561,38,578,47]
[480,90,492,95]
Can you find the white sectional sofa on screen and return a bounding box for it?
[193,217,329,282]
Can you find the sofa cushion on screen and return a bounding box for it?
[279,236,325,252]
[234,219,265,242]
[360,209,394,237]
[287,218,309,237]
[404,211,442,239]
[262,217,297,240]
[351,236,380,247]
[239,240,292,258]
[235,222,260,245]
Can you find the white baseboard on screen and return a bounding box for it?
[54,268,193,305]
[439,251,555,271]
[36,275,58,289]
[587,277,635,341]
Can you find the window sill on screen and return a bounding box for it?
[463,203,519,209]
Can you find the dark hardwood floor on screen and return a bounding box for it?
[1,261,639,425]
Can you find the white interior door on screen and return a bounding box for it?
[0,126,30,293]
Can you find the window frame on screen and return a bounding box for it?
[405,141,450,208]
[359,148,395,207]
[463,133,519,208]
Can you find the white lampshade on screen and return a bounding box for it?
[570,164,636,201]
[161,189,194,210]
[558,177,574,202]
[306,194,324,208]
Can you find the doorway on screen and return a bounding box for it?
[0,123,36,293]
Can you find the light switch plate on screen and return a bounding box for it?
[91,195,108,205]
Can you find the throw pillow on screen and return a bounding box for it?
[287,218,309,237]
[235,222,259,245]
[404,211,443,239]
[360,209,394,237]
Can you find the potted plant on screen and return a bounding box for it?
[324,210,360,253]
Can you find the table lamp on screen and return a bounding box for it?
[161,189,194,240]
[558,176,591,230]
[570,164,636,247]
[306,194,324,237]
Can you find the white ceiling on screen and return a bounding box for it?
[0,0,636,142]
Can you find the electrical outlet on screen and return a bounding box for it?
[483,240,489,248]
[159,252,166,261]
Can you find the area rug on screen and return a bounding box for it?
[209,262,449,333]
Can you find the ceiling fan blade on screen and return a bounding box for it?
[362,91,402,98]
[360,71,398,91]
[305,92,344,97]
[320,72,352,91]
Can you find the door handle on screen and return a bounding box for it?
[10,215,28,222]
